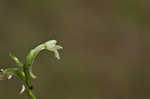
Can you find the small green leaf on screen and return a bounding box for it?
[9,53,23,67]
[29,71,37,79]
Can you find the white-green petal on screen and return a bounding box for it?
[30,71,37,79]
[54,50,60,60]
[45,40,57,50]
[8,75,13,79]
[19,85,26,94]
[44,40,63,59]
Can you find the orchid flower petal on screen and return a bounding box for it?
[19,85,26,94]
[44,40,63,59]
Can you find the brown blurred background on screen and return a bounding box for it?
[0,0,148,99]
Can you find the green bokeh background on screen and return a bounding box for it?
[0,0,148,99]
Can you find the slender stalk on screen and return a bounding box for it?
[23,67,32,88]
[23,65,36,99]
[26,88,36,99]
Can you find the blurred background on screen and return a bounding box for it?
[0,0,147,99]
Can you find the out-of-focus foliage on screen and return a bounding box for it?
[0,0,147,99]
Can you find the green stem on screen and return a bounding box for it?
[24,67,32,87]
[26,88,36,99]
[23,65,36,99]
